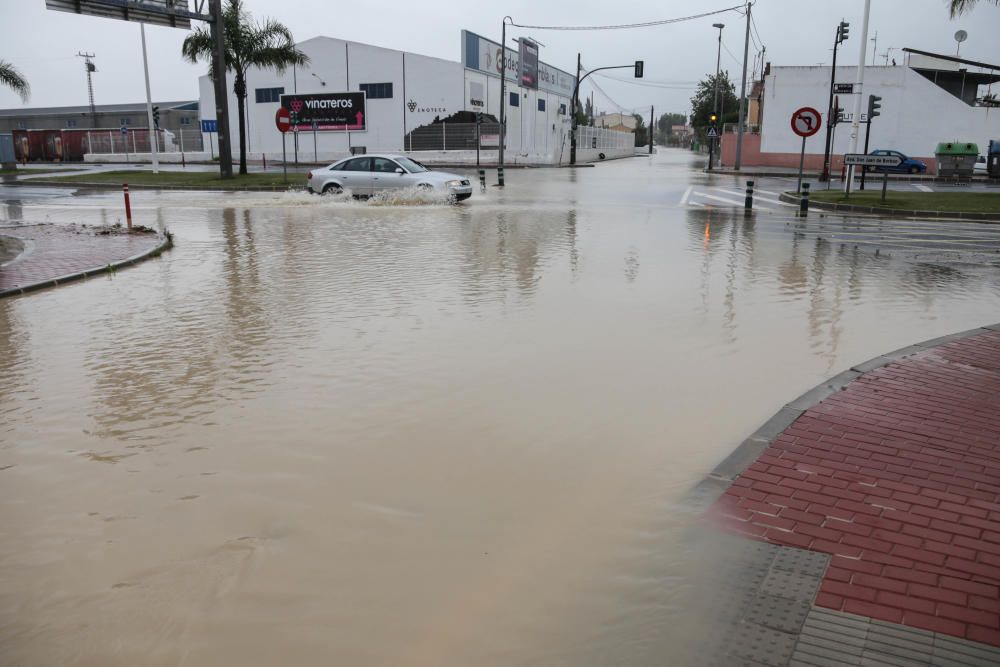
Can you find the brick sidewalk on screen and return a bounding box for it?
[711,330,1000,646]
[1,224,163,295]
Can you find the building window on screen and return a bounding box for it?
[509,92,519,107]
[254,87,284,103]
[66,119,78,128]
[180,117,192,125]
[16,120,26,129]
[558,103,567,115]
[120,118,129,126]
[359,82,393,99]
[537,99,545,112]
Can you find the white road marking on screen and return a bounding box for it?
[693,191,773,211]
[713,187,797,207]
[680,186,693,206]
[912,184,933,192]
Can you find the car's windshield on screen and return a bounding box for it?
[395,157,428,173]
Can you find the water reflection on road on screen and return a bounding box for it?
[1,151,999,666]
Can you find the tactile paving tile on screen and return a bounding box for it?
[759,569,823,601]
[748,593,812,634]
[931,634,1000,667]
[771,547,830,578]
[730,620,800,667]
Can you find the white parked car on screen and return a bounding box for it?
[307,154,473,201]
[974,155,987,175]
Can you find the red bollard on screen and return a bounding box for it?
[123,183,133,230]
[262,153,267,170]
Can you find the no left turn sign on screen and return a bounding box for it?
[791,106,822,137]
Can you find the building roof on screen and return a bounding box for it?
[0,101,198,118]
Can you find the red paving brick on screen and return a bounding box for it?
[1,223,161,293]
[711,330,1000,646]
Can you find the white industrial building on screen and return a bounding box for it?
[721,50,1000,173]
[198,31,633,166]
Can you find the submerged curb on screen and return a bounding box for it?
[3,180,302,192]
[0,232,174,298]
[687,323,1000,510]
[777,192,1000,222]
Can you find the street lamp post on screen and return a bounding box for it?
[498,16,511,187]
[709,22,724,170]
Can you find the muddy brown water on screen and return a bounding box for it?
[2,151,1000,665]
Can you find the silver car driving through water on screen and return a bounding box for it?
[307,154,473,201]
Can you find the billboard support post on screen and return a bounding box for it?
[140,22,159,174]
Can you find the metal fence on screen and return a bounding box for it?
[574,125,634,150]
[84,128,204,155]
[405,122,502,152]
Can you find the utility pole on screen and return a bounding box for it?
[710,23,724,170]
[870,31,878,64]
[498,16,510,186]
[844,0,872,193]
[735,1,752,170]
[77,52,97,128]
[208,0,233,179]
[570,52,581,165]
[139,24,159,174]
[649,105,654,154]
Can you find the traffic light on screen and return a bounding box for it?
[476,112,483,124]
[152,105,160,128]
[867,94,882,120]
[837,21,850,43]
[634,60,644,78]
[832,96,844,125]
[709,114,717,123]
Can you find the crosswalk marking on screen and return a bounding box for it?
[694,191,773,211]
[713,187,797,207]
[913,184,933,192]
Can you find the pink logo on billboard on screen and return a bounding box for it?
[289,98,304,113]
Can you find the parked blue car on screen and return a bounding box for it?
[868,149,928,174]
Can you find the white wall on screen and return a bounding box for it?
[760,65,1000,159]
[199,36,464,162]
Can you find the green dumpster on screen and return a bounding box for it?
[935,141,979,177]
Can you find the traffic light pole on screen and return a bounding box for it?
[860,118,872,190]
[569,62,641,165]
[820,25,843,182]
[139,23,159,174]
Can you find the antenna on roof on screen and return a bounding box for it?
[954,30,967,57]
[76,52,97,125]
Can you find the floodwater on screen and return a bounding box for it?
[2,150,1000,666]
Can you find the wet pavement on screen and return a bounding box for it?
[1,149,1000,666]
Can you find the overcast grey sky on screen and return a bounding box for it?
[1,0,997,117]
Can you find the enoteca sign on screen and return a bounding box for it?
[280,92,367,131]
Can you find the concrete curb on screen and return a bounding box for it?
[687,323,1000,511]
[2,180,302,192]
[0,232,173,298]
[777,191,1000,222]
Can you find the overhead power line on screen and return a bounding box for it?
[509,5,744,31]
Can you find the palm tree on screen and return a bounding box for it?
[949,0,1000,17]
[0,60,30,102]
[182,0,307,174]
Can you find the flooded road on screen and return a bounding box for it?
[2,150,1000,666]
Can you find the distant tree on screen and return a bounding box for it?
[655,112,687,145]
[948,0,999,17]
[584,96,594,125]
[182,0,308,174]
[632,113,648,147]
[0,60,29,102]
[690,71,738,133]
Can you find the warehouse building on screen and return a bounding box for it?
[198,31,632,165]
[721,49,1000,173]
[0,101,201,162]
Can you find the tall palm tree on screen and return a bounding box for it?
[0,60,30,102]
[949,0,999,17]
[182,0,307,174]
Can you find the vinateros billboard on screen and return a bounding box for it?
[280,92,367,131]
[519,39,539,90]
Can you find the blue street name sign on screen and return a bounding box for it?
[201,119,218,133]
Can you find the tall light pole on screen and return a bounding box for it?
[734,2,752,170]
[844,0,872,193]
[710,23,724,170]
[498,15,511,187]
